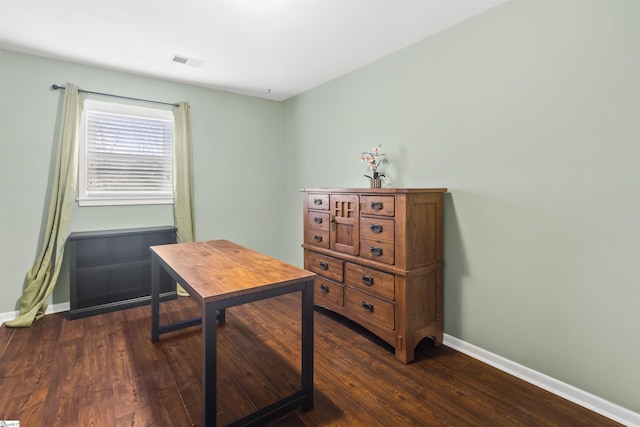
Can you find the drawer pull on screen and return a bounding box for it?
[370,201,383,210]
[361,275,374,286]
[370,224,383,233]
[319,261,329,270]
[314,198,324,205]
[370,246,383,257]
[320,284,330,293]
[314,235,323,242]
[314,217,323,224]
[361,302,374,313]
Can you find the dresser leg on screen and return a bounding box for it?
[434,333,443,347]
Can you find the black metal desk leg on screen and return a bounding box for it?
[203,301,219,427]
[151,255,161,342]
[301,279,314,410]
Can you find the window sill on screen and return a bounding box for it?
[78,198,174,207]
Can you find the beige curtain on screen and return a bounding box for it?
[172,102,195,296]
[5,83,83,327]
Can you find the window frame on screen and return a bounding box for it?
[78,99,175,207]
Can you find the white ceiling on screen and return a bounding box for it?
[0,0,506,101]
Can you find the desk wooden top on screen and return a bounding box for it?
[150,240,316,303]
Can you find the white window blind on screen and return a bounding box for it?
[79,100,174,206]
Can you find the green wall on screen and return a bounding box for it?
[1,0,638,417]
[0,49,284,309]
[281,0,639,414]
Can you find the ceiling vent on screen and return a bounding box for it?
[172,54,204,68]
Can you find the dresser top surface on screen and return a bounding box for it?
[300,188,447,194]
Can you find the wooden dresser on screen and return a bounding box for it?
[301,188,446,363]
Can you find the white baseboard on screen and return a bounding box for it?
[0,310,19,325]
[443,334,640,427]
[0,301,70,326]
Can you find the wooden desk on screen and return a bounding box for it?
[149,240,316,427]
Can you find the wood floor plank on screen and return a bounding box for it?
[0,294,623,427]
[0,324,14,359]
[43,336,83,424]
[115,405,156,427]
[215,313,299,423]
[125,310,193,427]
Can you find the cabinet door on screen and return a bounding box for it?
[329,194,359,255]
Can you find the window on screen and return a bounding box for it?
[79,99,174,206]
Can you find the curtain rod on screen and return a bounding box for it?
[51,84,180,107]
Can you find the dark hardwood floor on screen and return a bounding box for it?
[0,294,620,426]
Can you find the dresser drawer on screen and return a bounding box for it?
[307,193,329,210]
[304,251,344,282]
[345,263,395,300]
[360,239,395,265]
[308,211,329,230]
[315,277,344,307]
[360,217,394,244]
[360,196,395,216]
[305,229,329,248]
[345,287,395,331]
